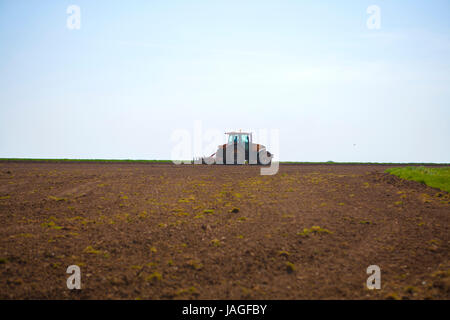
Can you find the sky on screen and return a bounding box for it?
[0,0,449,162]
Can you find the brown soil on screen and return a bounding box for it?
[0,162,448,299]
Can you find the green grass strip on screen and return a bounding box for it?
[0,158,172,163]
[386,166,450,192]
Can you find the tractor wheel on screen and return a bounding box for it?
[257,150,272,165]
[215,148,225,165]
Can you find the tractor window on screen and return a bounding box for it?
[229,135,238,143]
[242,135,249,143]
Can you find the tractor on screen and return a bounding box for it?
[200,131,273,165]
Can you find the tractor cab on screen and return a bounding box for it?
[226,132,251,146]
[226,132,251,156]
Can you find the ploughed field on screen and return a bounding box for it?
[0,161,448,299]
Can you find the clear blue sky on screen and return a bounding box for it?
[1,0,449,162]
